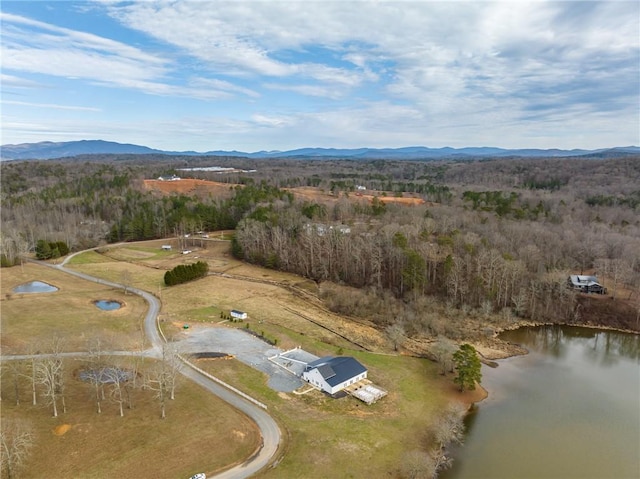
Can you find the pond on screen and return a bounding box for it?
[13,281,59,293]
[94,300,122,311]
[442,326,640,479]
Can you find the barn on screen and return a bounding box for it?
[302,356,368,395]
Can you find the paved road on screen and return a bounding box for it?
[19,251,282,478]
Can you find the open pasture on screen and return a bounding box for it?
[1,263,148,354]
[0,358,260,479]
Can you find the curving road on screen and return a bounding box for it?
[28,251,283,478]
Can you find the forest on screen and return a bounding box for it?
[2,154,639,342]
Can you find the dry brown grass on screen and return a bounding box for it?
[1,240,466,478]
[74,241,389,352]
[1,359,260,479]
[1,263,149,354]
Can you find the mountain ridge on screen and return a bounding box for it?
[2,139,639,160]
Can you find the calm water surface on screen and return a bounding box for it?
[13,280,58,293]
[95,300,122,311]
[442,326,640,479]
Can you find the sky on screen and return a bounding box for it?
[1,1,639,152]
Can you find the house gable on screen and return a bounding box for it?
[303,356,368,394]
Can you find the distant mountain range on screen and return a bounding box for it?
[1,139,639,161]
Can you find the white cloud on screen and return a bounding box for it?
[1,1,638,150]
[0,12,263,101]
[0,74,44,89]
[2,100,101,112]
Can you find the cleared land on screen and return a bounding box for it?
[2,241,474,478]
[0,263,149,354]
[144,178,426,206]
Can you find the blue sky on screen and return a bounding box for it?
[1,1,639,151]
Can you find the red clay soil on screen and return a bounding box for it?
[145,180,428,206]
[143,179,238,198]
[363,195,425,205]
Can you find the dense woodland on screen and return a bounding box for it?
[2,154,639,339]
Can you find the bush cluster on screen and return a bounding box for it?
[164,261,209,286]
[35,240,70,260]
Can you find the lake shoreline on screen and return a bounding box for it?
[474,319,639,361]
[444,326,639,479]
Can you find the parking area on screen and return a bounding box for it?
[268,347,320,377]
[175,325,304,392]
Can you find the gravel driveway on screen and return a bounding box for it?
[176,325,304,392]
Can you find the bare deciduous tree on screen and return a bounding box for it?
[386,323,406,352]
[431,337,457,375]
[0,420,34,479]
[86,337,109,413]
[144,364,170,419]
[34,339,66,417]
[105,366,127,417]
[163,344,183,401]
[399,450,436,479]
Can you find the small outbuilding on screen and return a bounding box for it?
[302,356,368,395]
[161,245,172,251]
[230,310,248,320]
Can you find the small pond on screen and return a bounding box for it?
[13,281,59,293]
[94,300,122,311]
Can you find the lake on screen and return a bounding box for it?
[442,326,640,479]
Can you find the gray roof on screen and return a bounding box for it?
[569,275,601,287]
[306,356,367,386]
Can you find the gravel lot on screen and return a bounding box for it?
[176,325,305,392]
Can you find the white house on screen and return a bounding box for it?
[302,356,368,395]
[230,310,248,320]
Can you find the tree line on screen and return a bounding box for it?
[1,155,638,334]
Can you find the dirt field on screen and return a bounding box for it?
[143,178,237,198]
[144,178,427,206]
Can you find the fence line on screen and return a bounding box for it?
[179,354,268,410]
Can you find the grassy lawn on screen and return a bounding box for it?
[1,263,149,354]
[0,358,260,479]
[2,241,470,478]
[197,349,450,479]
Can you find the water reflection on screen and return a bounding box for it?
[13,281,59,293]
[502,325,639,362]
[443,326,640,479]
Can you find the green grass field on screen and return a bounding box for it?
[197,350,450,479]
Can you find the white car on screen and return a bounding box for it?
[190,474,206,479]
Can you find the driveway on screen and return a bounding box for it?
[176,325,304,392]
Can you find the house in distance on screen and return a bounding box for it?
[568,275,607,294]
